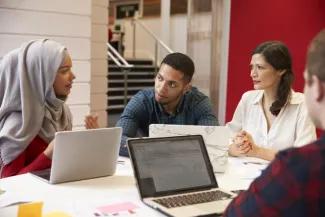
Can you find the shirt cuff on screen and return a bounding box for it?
[18,153,51,175]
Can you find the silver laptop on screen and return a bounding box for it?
[31,127,122,184]
[127,135,235,217]
[149,124,231,148]
[149,124,231,173]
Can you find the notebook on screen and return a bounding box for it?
[127,135,235,217]
[31,127,122,184]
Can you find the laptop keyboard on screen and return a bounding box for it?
[153,190,232,208]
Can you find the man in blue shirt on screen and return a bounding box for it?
[116,53,218,156]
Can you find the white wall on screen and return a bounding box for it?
[91,0,108,128]
[0,0,108,129]
[170,15,188,53]
[187,13,212,97]
[123,15,187,60]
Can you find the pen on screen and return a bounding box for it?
[117,160,125,164]
[243,161,265,165]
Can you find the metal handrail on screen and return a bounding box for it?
[107,52,121,67]
[107,43,133,106]
[132,17,174,72]
[132,18,173,53]
[107,43,133,68]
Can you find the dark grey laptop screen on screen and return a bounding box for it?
[128,135,218,198]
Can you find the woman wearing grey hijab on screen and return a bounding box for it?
[0,39,75,177]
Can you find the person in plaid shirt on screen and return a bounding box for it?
[224,29,325,217]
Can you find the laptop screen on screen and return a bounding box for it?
[128,135,218,198]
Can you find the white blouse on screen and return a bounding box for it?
[226,90,316,151]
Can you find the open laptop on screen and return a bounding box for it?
[127,135,235,217]
[31,127,122,184]
[149,124,231,148]
[149,124,231,173]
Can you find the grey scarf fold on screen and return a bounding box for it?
[0,39,72,169]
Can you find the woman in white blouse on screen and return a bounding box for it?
[227,41,316,161]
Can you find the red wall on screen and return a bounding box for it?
[226,0,325,122]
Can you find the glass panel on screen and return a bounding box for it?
[187,0,212,96]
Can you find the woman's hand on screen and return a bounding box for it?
[84,114,99,129]
[241,131,260,157]
[229,131,276,161]
[242,131,276,161]
[228,131,252,156]
[43,140,55,159]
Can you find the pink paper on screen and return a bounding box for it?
[97,202,138,214]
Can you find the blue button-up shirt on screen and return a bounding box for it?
[116,87,218,156]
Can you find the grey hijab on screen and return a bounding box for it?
[0,39,72,169]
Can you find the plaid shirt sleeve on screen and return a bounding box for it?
[223,141,325,217]
[116,91,149,156]
[193,95,218,126]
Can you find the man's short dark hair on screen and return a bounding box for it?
[307,29,325,82]
[160,52,195,82]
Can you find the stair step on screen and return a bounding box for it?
[109,68,157,73]
[108,65,157,72]
[107,58,156,115]
[107,104,125,109]
[126,59,153,65]
[108,59,153,66]
[109,79,154,83]
[109,71,155,76]
[108,87,146,91]
[109,64,155,68]
[108,95,132,100]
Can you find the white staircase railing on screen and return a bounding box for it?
[131,17,174,73]
[107,43,133,106]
